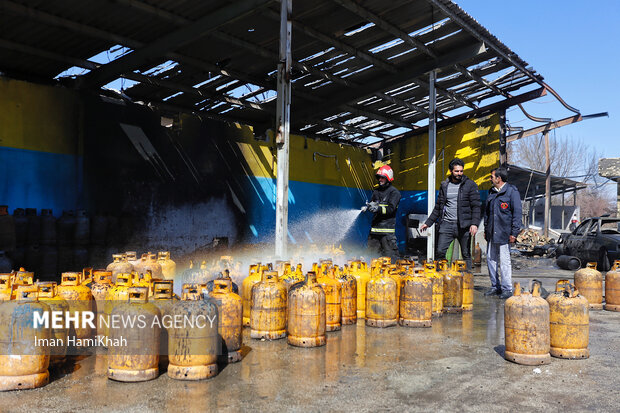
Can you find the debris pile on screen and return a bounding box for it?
[515,229,556,257]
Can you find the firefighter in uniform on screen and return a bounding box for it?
[364,165,401,260]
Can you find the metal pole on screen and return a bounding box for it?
[275,0,292,258]
[561,183,565,230]
[427,70,437,261]
[544,131,550,238]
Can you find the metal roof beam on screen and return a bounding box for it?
[316,121,392,141]
[78,0,274,88]
[293,41,486,124]
[506,115,583,142]
[330,0,478,110]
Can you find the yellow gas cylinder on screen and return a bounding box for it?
[574,262,603,310]
[455,260,474,312]
[0,273,11,301]
[157,251,176,280]
[338,266,357,325]
[317,267,342,332]
[11,269,34,299]
[287,271,326,347]
[150,280,175,369]
[443,263,463,313]
[125,251,139,267]
[399,269,432,327]
[504,282,551,365]
[81,267,93,287]
[57,272,94,347]
[242,264,263,327]
[103,273,133,342]
[604,260,620,312]
[250,271,287,339]
[350,260,371,319]
[366,268,398,328]
[546,279,573,310]
[90,270,113,336]
[209,279,243,362]
[36,281,69,367]
[108,287,160,382]
[280,263,303,292]
[133,270,154,295]
[133,253,148,276]
[106,254,133,283]
[423,261,444,317]
[0,284,51,391]
[548,284,589,359]
[168,284,219,380]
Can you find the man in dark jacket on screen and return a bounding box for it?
[483,166,522,299]
[420,158,481,270]
[365,165,401,260]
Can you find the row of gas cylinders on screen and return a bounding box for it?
[0,266,244,390]
[241,257,474,343]
[573,261,620,311]
[502,260,620,366]
[106,251,176,282]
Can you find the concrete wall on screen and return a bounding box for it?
[0,76,501,257]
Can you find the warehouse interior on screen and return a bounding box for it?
[1,0,618,410]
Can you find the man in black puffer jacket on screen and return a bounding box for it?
[420,158,481,270]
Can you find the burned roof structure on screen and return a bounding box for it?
[0,0,573,147]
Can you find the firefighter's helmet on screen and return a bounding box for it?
[376,165,394,182]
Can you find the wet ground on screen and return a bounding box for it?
[1,258,619,412]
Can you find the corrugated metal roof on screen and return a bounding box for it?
[0,0,546,146]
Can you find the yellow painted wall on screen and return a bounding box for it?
[0,77,80,155]
[385,113,501,191]
[186,118,376,190]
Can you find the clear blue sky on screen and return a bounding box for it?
[457,0,619,161]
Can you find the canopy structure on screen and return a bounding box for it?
[0,0,555,146]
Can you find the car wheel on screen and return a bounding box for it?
[598,248,611,272]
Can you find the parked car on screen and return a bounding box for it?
[557,217,620,271]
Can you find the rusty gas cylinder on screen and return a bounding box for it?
[366,268,398,328]
[107,254,133,283]
[455,260,474,312]
[0,273,11,301]
[205,269,240,295]
[157,251,176,280]
[548,284,589,359]
[338,266,357,325]
[209,279,243,362]
[103,273,133,343]
[317,268,342,332]
[399,269,432,327]
[250,271,287,340]
[36,281,69,367]
[57,272,94,347]
[504,282,551,365]
[0,285,51,391]
[350,260,371,319]
[125,251,139,268]
[280,263,303,292]
[132,270,153,295]
[287,271,326,347]
[443,263,463,313]
[168,284,219,380]
[574,262,603,310]
[108,287,160,382]
[151,280,175,369]
[12,268,34,299]
[241,264,263,327]
[90,270,113,336]
[546,279,572,310]
[424,261,444,317]
[604,260,620,312]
